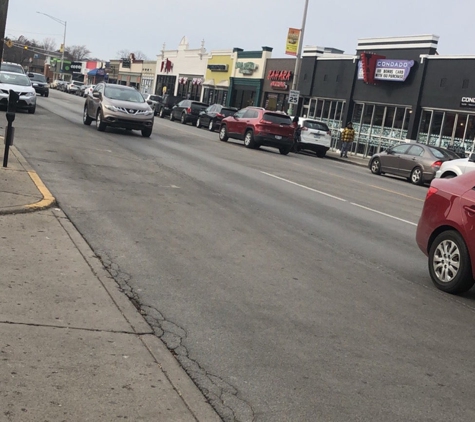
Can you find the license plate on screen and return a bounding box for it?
[275,135,282,140]
[314,133,321,138]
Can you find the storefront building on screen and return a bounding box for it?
[117,55,143,90]
[298,35,475,156]
[229,47,272,109]
[202,50,234,105]
[155,37,208,100]
[261,58,295,112]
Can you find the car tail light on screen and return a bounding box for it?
[301,126,308,131]
[431,160,443,170]
[260,119,272,124]
[186,107,191,114]
[426,186,439,200]
[217,113,224,118]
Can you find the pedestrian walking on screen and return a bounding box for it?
[340,122,355,158]
[292,115,301,153]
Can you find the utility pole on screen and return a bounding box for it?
[289,0,309,116]
[0,0,9,64]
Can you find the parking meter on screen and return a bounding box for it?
[3,90,19,167]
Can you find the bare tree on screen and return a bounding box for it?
[42,37,57,53]
[65,45,91,61]
[116,49,148,60]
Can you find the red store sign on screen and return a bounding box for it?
[267,70,293,81]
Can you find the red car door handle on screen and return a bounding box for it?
[463,205,475,214]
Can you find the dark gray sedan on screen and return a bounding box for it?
[369,142,459,185]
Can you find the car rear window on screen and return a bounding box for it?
[429,146,460,160]
[263,113,292,125]
[149,95,161,102]
[222,108,237,117]
[30,74,47,82]
[302,120,329,131]
[192,102,209,108]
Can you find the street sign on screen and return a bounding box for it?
[288,90,300,105]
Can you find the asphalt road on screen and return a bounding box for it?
[9,90,475,421]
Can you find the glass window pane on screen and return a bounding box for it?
[315,100,323,119]
[329,101,337,121]
[417,110,432,144]
[309,99,316,118]
[428,111,444,145]
[322,101,330,120]
[441,112,456,148]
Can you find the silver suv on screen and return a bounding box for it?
[83,83,154,137]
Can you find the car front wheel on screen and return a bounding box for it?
[83,105,92,125]
[196,118,202,128]
[370,158,382,175]
[96,109,106,131]
[208,120,215,131]
[219,125,229,142]
[180,113,187,124]
[142,127,153,138]
[429,230,475,294]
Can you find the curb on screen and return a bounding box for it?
[0,146,57,215]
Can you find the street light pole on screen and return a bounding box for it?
[289,0,309,116]
[36,12,67,76]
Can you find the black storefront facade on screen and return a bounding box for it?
[261,58,295,112]
[298,35,475,157]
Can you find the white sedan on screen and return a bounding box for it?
[435,153,475,178]
[0,71,36,114]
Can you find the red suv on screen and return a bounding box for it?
[218,107,294,155]
[416,172,475,294]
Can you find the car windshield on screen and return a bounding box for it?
[429,146,460,160]
[104,86,145,103]
[303,120,329,131]
[222,108,238,117]
[0,64,23,73]
[0,72,31,86]
[263,113,292,125]
[29,74,47,82]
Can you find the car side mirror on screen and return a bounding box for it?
[28,73,34,77]
[233,113,239,119]
[93,91,101,98]
[147,100,153,105]
[469,153,475,162]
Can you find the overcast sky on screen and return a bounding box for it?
[5,0,475,61]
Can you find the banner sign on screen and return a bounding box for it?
[358,59,414,82]
[285,28,300,56]
[461,97,475,108]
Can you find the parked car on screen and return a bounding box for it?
[0,62,25,74]
[416,171,475,294]
[142,94,162,115]
[67,80,84,94]
[28,72,49,97]
[169,99,208,125]
[368,142,459,185]
[196,104,238,131]
[0,71,36,113]
[218,107,295,155]
[57,80,69,92]
[83,83,154,137]
[294,118,332,157]
[75,84,87,96]
[435,153,475,179]
[156,95,183,118]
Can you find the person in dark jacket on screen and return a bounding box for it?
[292,115,301,153]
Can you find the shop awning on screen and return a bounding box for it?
[88,68,105,76]
[202,79,215,86]
[216,80,229,88]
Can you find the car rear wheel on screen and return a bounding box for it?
[96,110,106,131]
[316,149,327,158]
[83,105,92,125]
[196,118,202,128]
[208,120,215,131]
[410,166,424,185]
[370,158,382,175]
[442,173,456,179]
[141,127,153,138]
[279,146,291,155]
[159,108,165,118]
[219,125,228,142]
[429,230,475,294]
[244,130,256,149]
[180,113,187,124]
[169,111,175,121]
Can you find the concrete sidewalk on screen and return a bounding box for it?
[0,146,221,421]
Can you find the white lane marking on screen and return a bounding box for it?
[351,202,417,226]
[261,171,417,226]
[261,171,346,201]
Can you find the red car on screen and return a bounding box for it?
[416,172,475,294]
[218,107,294,155]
